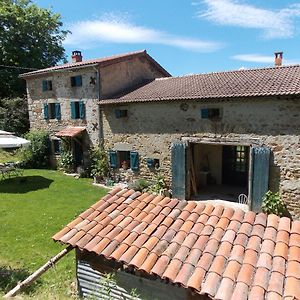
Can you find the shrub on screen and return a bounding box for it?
[58,151,74,173]
[148,174,168,195]
[21,131,50,168]
[262,190,287,217]
[90,147,109,180]
[128,178,150,192]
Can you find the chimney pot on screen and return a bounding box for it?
[72,50,82,63]
[274,51,283,67]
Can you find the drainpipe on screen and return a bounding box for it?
[92,65,104,147]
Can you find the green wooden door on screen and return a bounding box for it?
[171,141,187,199]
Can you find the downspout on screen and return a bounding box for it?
[92,66,104,147]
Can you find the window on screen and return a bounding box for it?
[42,80,52,91]
[115,109,128,118]
[201,108,221,119]
[71,101,85,119]
[44,103,61,120]
[52,139,61,155]
[109,150,139,170]
[71,75,82,87]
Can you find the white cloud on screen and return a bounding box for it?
[64,15,222,52]
[198,0,300,39]
[232,54,274,63]
[232,53,300,65]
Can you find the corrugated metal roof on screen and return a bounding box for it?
[99,64,300,104]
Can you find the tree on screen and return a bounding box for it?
[0,0,69,134]
[0,97,29,134]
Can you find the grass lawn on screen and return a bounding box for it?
[0,169,108,299]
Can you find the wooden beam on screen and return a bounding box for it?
[4,246,73,298]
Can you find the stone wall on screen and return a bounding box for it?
[26,66,100,143]
[100,55,168,99]
[102,96,300,219]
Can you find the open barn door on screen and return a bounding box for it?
[250,146,270,212]
[171,141,187,199]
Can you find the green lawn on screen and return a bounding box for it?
[0,169,108,299]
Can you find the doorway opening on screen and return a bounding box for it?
[189,143,250,203]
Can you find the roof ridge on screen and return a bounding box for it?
[154,64,300,81]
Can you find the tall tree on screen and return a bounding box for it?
[0,0,69,134]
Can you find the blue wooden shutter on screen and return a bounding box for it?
[171,141,187,199]
[43,103,49,119]
[250,146,270,212]
[70,101,76,119]
[76,75,82,86]
[42,80,47,92]
[109,151,117,169]
[130,151,139,170]
[55,103,61,120]
[79,101,85,119]
[201,108,209,119]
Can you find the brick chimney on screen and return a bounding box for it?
[274,51,283,67]
[72,50,82,63]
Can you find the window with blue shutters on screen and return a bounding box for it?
[42,80,52,91]
[109,150,139,170]
[45,103,61,120]
[70,101,85,119]
[201,108,221,119]
[71,75,82,87]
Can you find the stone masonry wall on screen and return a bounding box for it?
[26,67,100,143]
[102,97,300,219]
[100,56,168,99]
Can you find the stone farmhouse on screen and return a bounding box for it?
[21,51,300,219]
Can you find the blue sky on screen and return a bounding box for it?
[34,0,300,76]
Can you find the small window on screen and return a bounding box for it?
[42,80,52,91]
[201,108,221,119]
[44,103,61,120]
[52,139,61,155]
[115,109,128,118]
[71,101,85,119]
[71,75,82,87]
[109,150,139,170]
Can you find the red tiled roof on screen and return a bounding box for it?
[20,50,171,78]
[55,126,86,138]
[53,188,300,300]
[100,64,300,104]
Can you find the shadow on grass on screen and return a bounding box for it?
[0,176,53,193]
[0,265,41,295]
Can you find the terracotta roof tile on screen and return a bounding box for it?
[53,188,300,300]
[231,282,249,300]
[215,278,234,300]
[100,64,300,105]
[268,271,284,296]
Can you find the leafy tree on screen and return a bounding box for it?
[0,0,69,133]
[0,97,29,134]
